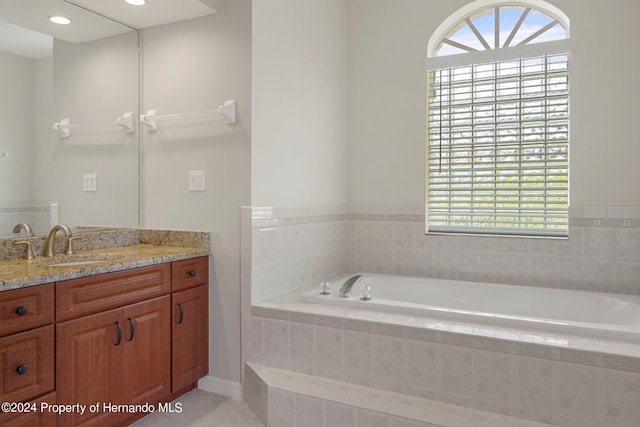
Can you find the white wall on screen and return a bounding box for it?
[563,0,640,207]
[32,56,53,203]
[347,0,640,211]
[0,51,34,201]
[141,0,251,385]
[51,32,139,228]
[252,0,348,208]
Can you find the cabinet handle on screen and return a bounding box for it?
[16,306,28,316]
[188,270,196,277]
[127,317,135,341]
[114,321,122,346]
[16,364,28,375]
[177,303,184,324]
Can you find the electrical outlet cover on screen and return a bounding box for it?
[83,173,97,192]
[189,170,206,191]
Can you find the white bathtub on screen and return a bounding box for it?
[299,273,640,340]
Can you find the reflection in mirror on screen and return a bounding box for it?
[0,0,139,237]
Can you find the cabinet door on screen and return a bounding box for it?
[0,325,54,404]
[172,284,208,392]
[56,308,124,427]
[0,391,56,427]
[121,296,171,406]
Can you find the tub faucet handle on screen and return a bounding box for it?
[320,281,330,295]
[360,284,372,301]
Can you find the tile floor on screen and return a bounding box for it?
[131,389,264,427]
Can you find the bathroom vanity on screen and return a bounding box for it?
[0,242,209,427]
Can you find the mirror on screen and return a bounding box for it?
[0,0,139,237]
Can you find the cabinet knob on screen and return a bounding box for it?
[16,364,28,375]
[16,306,28,316]
[188,270,196,277]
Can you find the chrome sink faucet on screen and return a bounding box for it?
[43,224,74,257]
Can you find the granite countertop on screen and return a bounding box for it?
[0,244,209,292]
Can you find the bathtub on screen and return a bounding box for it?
[299,273,640,340]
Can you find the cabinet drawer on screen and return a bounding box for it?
[0,325,55,404]
[172,257,208,292]
[0,284,54,338]
[0,391,56,427]
[56,263,171,321]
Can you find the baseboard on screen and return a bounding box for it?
[197,375,241,400]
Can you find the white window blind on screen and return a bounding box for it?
[427,53,569,237]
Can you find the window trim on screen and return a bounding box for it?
[424,38,573,70]
[424,0,571,238]
[426,0,571,59]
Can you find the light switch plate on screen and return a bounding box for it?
[189,170,206,191]
[83,173,97,192]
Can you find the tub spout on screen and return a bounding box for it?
[338,274,362,297]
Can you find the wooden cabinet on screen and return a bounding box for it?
[172,256,208,292]
[0,391,57,427]
[1,255,208,427]
[171,257,209,392]
[0,284,54,337]
[56,306,123,427]
[55,256,207,426]
[57,296,170,427]
[121,297,171,406]
[1,284,55,426]
[56,264,171,322]
[0,325,55,404]
[172,285,208,392]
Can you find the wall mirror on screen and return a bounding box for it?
[0,0,139,237]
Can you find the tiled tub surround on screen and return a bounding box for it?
[243,206,640,427]
[245,363,556,427]
[249,207,640,300]
[249,301,640,427]
[250,210,351,302]
[0,202,51,237]
[349,218,640,295]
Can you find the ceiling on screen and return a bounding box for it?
[0,20,52,58]
[0,0,219,58]
[69,0,219,29]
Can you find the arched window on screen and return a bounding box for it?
[425,1,571,237]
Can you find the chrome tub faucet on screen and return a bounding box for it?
[338,274,362,297]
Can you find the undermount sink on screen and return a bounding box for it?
[31,253,120,267]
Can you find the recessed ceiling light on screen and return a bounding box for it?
[49,16,71,25]
[125,0,146,5]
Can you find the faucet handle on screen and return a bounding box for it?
[14,240,36,261]
[66,236,81,255]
